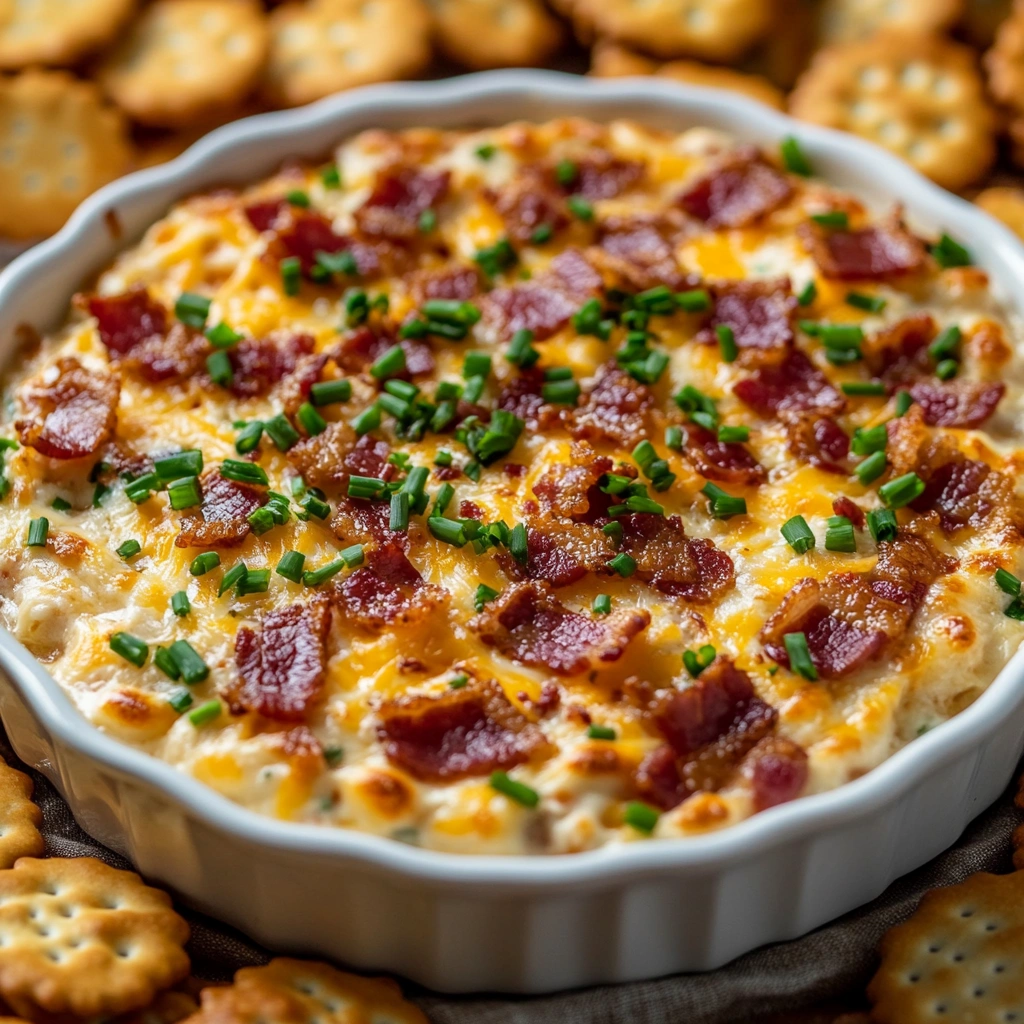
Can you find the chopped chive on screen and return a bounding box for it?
[931,233,972,269]
[530,224,553,245]
[154,450,203,482]
[592,594,611,615]
[855,450,887,484]
[846,291,886,313]
[506,327,540,369]
[623,801,659,834]
[429,516,467,548]
[171,591,191,616]
[247,506,276,536]
[110,632,147,668]
[347,475,386,500]
[50,496,72,512]
[554,159,578,187]
[996,568,1022,596]
[825,515,856,553]
[867,507,898,543]
[676,288,711,312]
[541,379,580,405]
[717,425,750,443]
[683,644,716,677]
[92,483,110,508]
[297,402,327,437]
[701,482,746,519]
[168,639,209,684]
[323,746,344,766]
[389,491,410,532]
[237,568,270,595]
[371,343,407,380]
[474,583,500,611]
[167,476,202,510]
[340,544,364,568]
[418,209,437,233]
[351,402,381,435]
[286,189,310,208]
[299,492,330,520]
[463,351,492,380]
[124,472,158,504]
[26,517,48,547]
[819,324,864,350]
[475,143,497,160]
[310,379,352,406]
[434,450,453,468]
[936,359,958,381]
[205,321,243,349]
[433,482,455,516]
[168,688,193,713]
[587,723,616,740]
[1004,597,1024,621]
[895,390,913,416]
[234,421,263,455]
[811,211,849,229]
[449,674,469,689]
[490,770,539,808]
[715,323,738,362]
[276,550,306,583]
[218,562,248,596]
[842,381,886,397]
[878,471,925,508]
[674,384,718,428]
[321,164,341,188]
[796,280,817,306]
[280,256,302,296]
[188,699,221,727]
[265,413,300,451]
[784,632,818,681]
[602,521,622,542]
[174,292,211,329]
[116,539,141,560]
[781,136,812,176]
[607,552,636,577]
[665,425,684,451]
[190,551,221,576]
[220,460,267,488]
[316,249,358,276]
[509,523,528,564]
[302,557,346,587]
[781,515,815,554]
[567,195,594,220]
[473,237,517,278]
[928,325,961,361]
[851,424,888,455]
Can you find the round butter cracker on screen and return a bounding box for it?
[97,0,269,128]
[868,871,1024,1023]
[975,185,1024,241]
[817,0,963,44]
[429,0,561,70]
[790,33,996,192]
[263,0,431,109]
[0,761,42,870]
[0,70,132,241]
[0,0,135,69]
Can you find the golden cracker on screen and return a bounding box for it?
[590,41,785,109]
[0,761,42,870]
[0,857,190,1020]
[0,0,136,70]
[96,0,269,129]
[182,958,428,1024]
[741,0,818,90]
[963,0,1014,47]
[868,871,1024,1023]
[570,0,773,63]
[985,0,1024,166]
[111,989,199,1023]
[789,33,996,192]
[975,186,1024,240]
[0,71,132,241]
[817,0,963,44]
[1012,820,1024,870]
[263,0,431,109]
[430,0,562,70]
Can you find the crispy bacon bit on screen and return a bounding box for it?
[910,457,1010,533]
[243,199,286,233]
[701,279,796,356]
[355,167,450,239]
[570,361,653,448]
[678,148,792,228]
[412,263,481,302]
[279,353,330,415]
[733,349,845,418]
[16,357,119,460]
[175,470,267,548]
[330,497,393,547]
[334,543,448,631]
[459,500,484,520]
[231,596,332,721]
[343,433,391,479]
[862,313,936,382]
[488,168,568,244]
[86,287,167,355]
[376,677,552,782]
[548,247,603,297]
[565,153,644,201]
[832,496,866,529]
[617,514,735,602]
[495,371,560,431]
[744,736,809,812]
[121,323,208,383]
[532,444,614,522]
[800,218,926,280]
[785,413,850,473]
[470,580,649,676]
[288,421,357,489]
[592,212,688,291]
[337,325,434,380]
[908,380,1005,429]
[682,424,765,486]
[501,519,614,588]
[227,333,315,398]
[761,534,954,678]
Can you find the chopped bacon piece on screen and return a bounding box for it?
[547,247,604,298]
[678,148,792,229]
[910,457,1009,533]
[330,496,393,547]
[592,212,688,291]
[733,349,845,418]
[377,677,552,782]
[832,496,866,529]
[337,325,434,380]
[570,361,653,448]
[175,470,266,548]
[500,519,614,588]
[761,534,954,678]
[334,543,448,631]
[682,424,765,486]
[231,596,331,721]
[459,500,484,520]
[565,154,644,201]
[617,513,735,602]
[120,323,209,383]
[86,287,167,355]
[532,444,614,523]
[243,199,287,233]
[355,167,450,239]
[470,580,649,676]
[287,421,358,490]
[495,371,560,431]
[785,413,850,473]
[488,168,568,244]
[862,313,936,382]
[483,281,578,341]
[279,353,331,415]
[16,357,119,460]
[744,736,809,812]
[908,380,1005,429]
[701,279,796,356]
[800,218,926,280]
[342,433,391,479]
[411,263,482,302]
[226,333,315,398]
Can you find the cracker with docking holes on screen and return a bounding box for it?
[96,0,269,129]
[590,41,785,109]
[0,0,136,69]
[114,989,199,1023]
[181,958,429,1024]
[817,0,963,44]
[262,0,431,109]
[0,762,43,870]
[0,857,190,1019]
[975,186,1024,241]
[789,33,996,192]
[985,1,1024,168]
[570,0,773,63]
[867,871,1024,1023]
[430,0,561,70]
[0,71,132,242]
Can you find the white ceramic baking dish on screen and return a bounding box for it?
[1,71,1023,995]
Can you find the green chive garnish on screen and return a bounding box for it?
[50,497,72,512]
[265,413,300,451]
[247,507,276,536]
[842,381,886,397]
[851,424,887,455]
[506,328,540,368]
[715,323,738,362]
[867,508,898,543]
[554,159,578,187]
[110,632,148,668]
[310,379,352,406]
[190,552,221,576]
[665,425,684,451]
[473,583,499,611]
[276,550,306,583]
[490,770,539,808]
[168,639,209,684]
[530,224,553,245]
[286,189,310,208]
[171,591,191,616]
[780,136,812,176]
[878,472,925,509]
[683,644,717,677]
[297,402,327,436]
[592,594,611,615]
[855,450,887,484]
[154,450,203,482]
[996,568,1022,596]
[846,291,886,313]
[701,482,746,519]
[218,562,248,596]
[188,699,221,727]
[116,539,141,560]
[347,475,386,500]
[234,421,263,455]
[676,288,711,312]
[936,359,958,381]
[567,195,593,220]
[219,460,268,487]
[449,674,469,689]
[781,515,815,554]
[717,425,750,444]
[895,390,913,416]
[302,557,346,587]
[26,517,48,547]
[168,688,193,713]
[825,515,856,553]
[205,321,243,348]
[540,379,580,405]
[811,211,849,229]
[237,568,270,596]
[321,164,341,188]
[418,209,437,234]
[587,723,616,740]
[280,256,302,296]
[784,632,818,681]
[931,233,972,269]
[371,343,407,380]
[167,476,202,510]
[607,552,636,577]
[351,403,381,435]
[796,280,817,306]
[473,237,517,279]
[340,544,364,568]
[174,292,211,329]
[928,325,961,362]
[389,491,410,532]
[623,801,659,834]
[475,143,496,160]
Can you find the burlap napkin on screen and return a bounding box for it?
[1,719,1016,1024]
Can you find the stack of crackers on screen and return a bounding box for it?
[6,0,1024,244]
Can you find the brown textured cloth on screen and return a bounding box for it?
[1,718,1017,1023]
